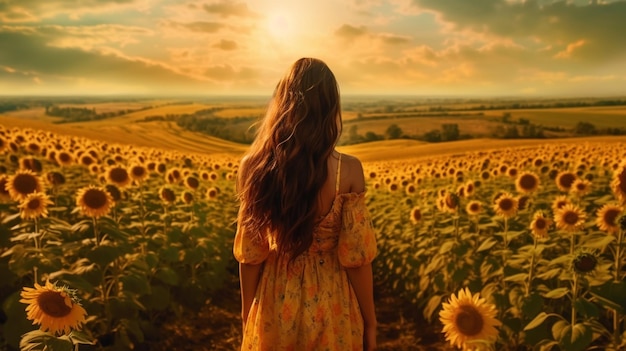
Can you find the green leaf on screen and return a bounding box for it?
[581,234,615,249]
[559,323,593,351]
[522,292,544,319]
[551,320,570,341]
[142,285,171,311]
[423,294,443,322]
[476,237,498,252]
[155,266,179,285]
[536,268,563,280]
[574,297,600,318]
[504,273,528,283]
[590,281,626,313]
[86,245,123,267]
[68,330,97,345]
[120,272,151,295]
[543,287,569,299]
[525,312,552,331]
[438,240,455,254]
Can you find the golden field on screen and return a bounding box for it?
[1,100,626,350]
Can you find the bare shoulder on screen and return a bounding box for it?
[340,153,365,193]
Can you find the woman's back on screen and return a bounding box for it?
[234,151,377,350]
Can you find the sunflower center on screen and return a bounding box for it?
[470,204,480,212]
[618,169,626,194]
[558,173,576,189]
[574,254,597,273]
[563,211,579,225]
[535,218,546,230]
[83,189,108,209]
[109,168,129,183]
[519,175,537,190]
[37,290,72,318]
[14,174,38,195]
[412,209,422,221]
[59,153,72,162]
[132,167,146,178]
[604,209,620,226]
[27,198,41,210]
[499,199,513,211]
[455,305,484,337]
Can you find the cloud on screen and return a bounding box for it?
[335,24,368,39]
[0,29,207,94]
[201,1,259,18]
[213,39,238,50]
[0,0,148,22]
[408,0,626,62]
[334,24,410,47]
[172,21,226,33]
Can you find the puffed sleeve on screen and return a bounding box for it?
[338,192,377,268]
[233,221,269,265]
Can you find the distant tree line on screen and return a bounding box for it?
[0,101,29,113]
[173,108,258,144]
[46,105,154,123]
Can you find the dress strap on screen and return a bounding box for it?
[335,153,342,195]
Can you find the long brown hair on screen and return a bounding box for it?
[237,58,342,260]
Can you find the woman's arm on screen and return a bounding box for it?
[346,263,377,350]
[239,262,263,328]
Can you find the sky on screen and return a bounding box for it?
[0,0,625,97]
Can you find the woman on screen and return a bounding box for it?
[234,57,377,350]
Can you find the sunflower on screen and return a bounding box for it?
[439,287,501,350]
[166,168,182,184]
[493,193,518,219]
[530,211,552,239]
[409,206,422,225]
[466,201,482,216]
[555,171,577,192]
[78,154,95,167]
[55,151,74,167]
[159,186,177,203]
[46,171,66,187]
[611,161,626,204]
[5,169,44,201]
[554,203,586,233]
[105,184,122,202]
[515,172,540,193]
[595,203,623,235]
[181,190,194,204]
[184,175,200,190]
[570,179,592,197]
[551,195,570,213]
[405,184,417,195]
[0,135,7,153]
[129,163,149,182]
[440,191,459,213]
[19,192,54,220]
[206,187,219,200]
[20,280,87,336]
[19,157,43,173]
[105,166,131,188]
[464,181,476,197]
[571,248,600,276]
[388,183,399,192]
[75,185,114,218]
[0,175,11,201]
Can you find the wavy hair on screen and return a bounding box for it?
[237,58,342,261]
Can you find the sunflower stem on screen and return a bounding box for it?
[613,229,623,347]
[93,217,99,247]
[571,273,578,327]
[526,236,537,297]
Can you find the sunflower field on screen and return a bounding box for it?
[1,122,626,351]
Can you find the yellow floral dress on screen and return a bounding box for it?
[234,185,377,351]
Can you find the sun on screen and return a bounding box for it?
[266,11,293,39]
